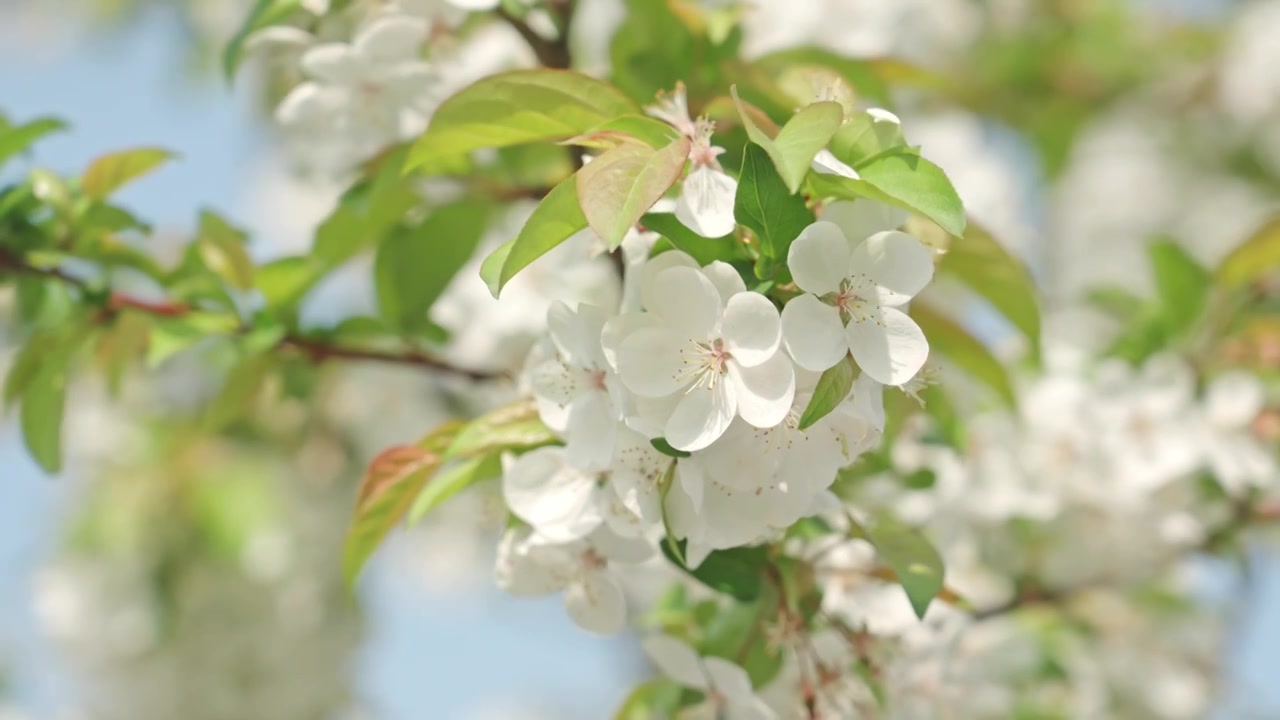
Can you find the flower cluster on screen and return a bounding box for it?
[495,195,938,634]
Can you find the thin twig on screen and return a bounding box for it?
[0,249,501,381]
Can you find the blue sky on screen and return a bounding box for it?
[0,8,634,719]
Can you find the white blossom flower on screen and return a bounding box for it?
[642,635,778,720]
[646,84,738,238]
[275,14,433,164]
[610,255,796,452]
[504,440,664,542]
[495,526,651,635]
[1199,370,1276,494]
[781,204,934,385]
[527,302,625,470]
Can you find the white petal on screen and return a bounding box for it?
[528,355,583,407]
[702,260,747,304]
[547,301,609,369]
[787,221,852,295]
[643,636,710,690]
[275,83,344,126]
[494,528,568,596]
[850,230,934,306]
[564,571,626,635]
[811,148,860,179]
[617,327,689,397]
[601,312,660,372]
[676,166,738,238]
[704,657,754,698]
[1207,371,1264,428]
[781,293,848,371]
[565,392,618,471]
[822,199,908,242]
[447,0,500,9]
[851,372,886,433]
[244,26,314,54]
[845,306,929,386]
[502,448,603,542]
[647,266,723,341]
[728,698,780,720]
[588,525,654,563]
[721,292,782,367]
[729,353,796,429]
[354,14,428,62]
[300,43,365,84]
[666,380,738,452]
[678,461,706,513]
[640,251,699,315]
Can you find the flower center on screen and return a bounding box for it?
[588,369,608,391]
[682,338,732,391]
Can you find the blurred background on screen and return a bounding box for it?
[1,0,1279,718]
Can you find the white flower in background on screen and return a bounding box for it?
[1199,371,1276,494]
[495,526,651,635]
[642,635,778,720]
[276,13,433,163]
[528,302,624,470]
[1092,355,1201,496]
[611,254,795,452]
[396,0,501,26]
[646,84,738,237]
[781,204,934,385]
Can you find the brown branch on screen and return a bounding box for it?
[0,248,502,381]
[496,0,575,70]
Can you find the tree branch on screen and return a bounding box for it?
[0,249,502,381]
[497,1,576,70]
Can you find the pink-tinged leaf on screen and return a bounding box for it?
[577,136,691,248]
[342,421,463,587]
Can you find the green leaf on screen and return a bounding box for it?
[937,222,1041,360]
[911,302,1016,407]
[407,454,501,525]
[641,212,748,265]
[808,151,966,237]
[1217,215,1280,288]
[608,0,699,103]
[798,354,855,429]
[343,422,462,587]
[81,148,175,200]
[577,137,690,248]
[196,210,255,290]
[1086,286,1149,324]
[700,595,785,688]
[145,313,239,368]
[255,256,322,311]
[734,143,814,274]
[658,463,685,566]
[479,238,515,298]
[828,109,907,167]
[860,514,944,619]
[494,173,588,293]
[315,146,418,266]
[662,542,768,602]
[570,115,682,150]
[203,354,272,431]
[650,437,692,458]
[732,88,843,193]
[407,70,640,172]
[223,0,303,81]
[444,402,558,461]
[1148,239,1210,335]
[5,330,63,406]
[0,117,66,169]
[21,356,69,473]
[376,200,491,333]
[614,679,684,720]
